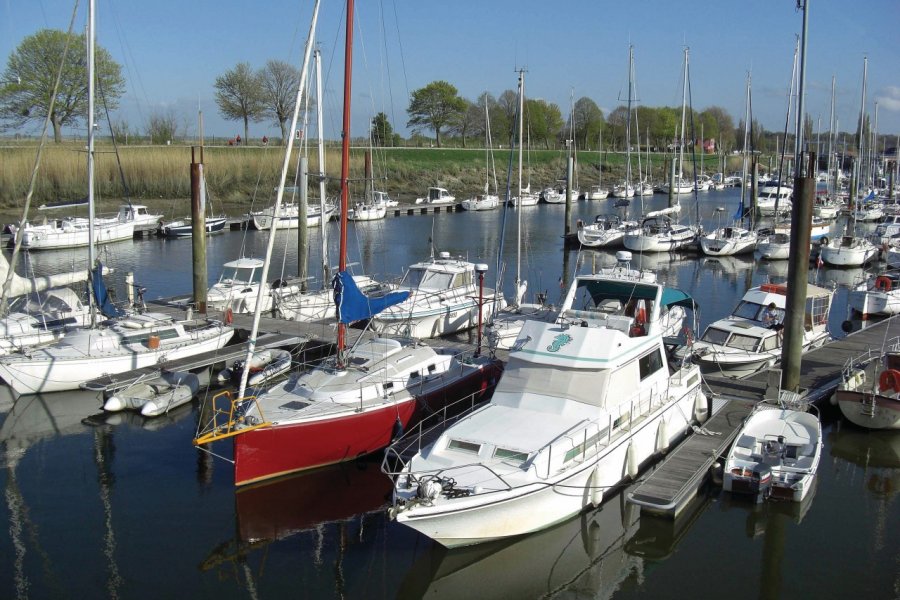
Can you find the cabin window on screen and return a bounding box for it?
[409,371,420,379]
[701,327,730,345]
[725,333,760,351]
[638,349,663,380]
[760,335,779,352]
[383,381,394,391]
[447,439,480,454]
[427,364,437,374]
[451,271,472,289]
[494,448,528,464]
[563,429,608,463]
[405,268,454,291]
[123,328,180,343]
[732,301,762,320]
[613,413,631,429]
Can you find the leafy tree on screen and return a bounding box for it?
[494,89,517,142]
[0,29,125,143]
[449,99,481,148]
[371,112,394,146]
[110,119,132,144]
[406,80,466,147]
[146,108,181,144]
[605,106,629,150]
[214,62,265,144]
[700,106,735,151]
[259,59,299,144]
[571,97,604,149]
[525,99,563,149]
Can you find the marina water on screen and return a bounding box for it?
[1,188,897,598]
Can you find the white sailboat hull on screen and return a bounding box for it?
[0,325,233,395]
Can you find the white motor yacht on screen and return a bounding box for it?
[691,282,832,378]
[385,257,706,547]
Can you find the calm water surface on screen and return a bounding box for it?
[2,189,898,599]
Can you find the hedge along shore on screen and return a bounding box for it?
[0,142,749,223]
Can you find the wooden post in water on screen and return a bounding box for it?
[190,146,207,313]
[564,152,574,237]
[298,156,309,286]
[781,153,816,392]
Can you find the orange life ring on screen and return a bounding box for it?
[875,275,893,292]
[878,369,900,393]
[224,308,234,325]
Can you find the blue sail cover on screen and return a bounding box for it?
[332,271,409,324]
[92,262,123,318]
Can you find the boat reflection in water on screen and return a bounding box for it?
[397,492,643,599]
[625,489,714,562]
[201,457,393,587]
[234,458,392,544]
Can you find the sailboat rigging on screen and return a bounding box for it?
[194,0,501,487]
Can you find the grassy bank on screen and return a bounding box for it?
[0,143,748,218]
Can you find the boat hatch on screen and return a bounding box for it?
[280,400,310,410]
[447,439,481,454]
[493,448,529,465]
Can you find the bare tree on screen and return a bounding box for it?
[146,108,180,144]
[260,59,300,144]
[214,62,265,143]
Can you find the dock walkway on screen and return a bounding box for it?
[627,399,756,517]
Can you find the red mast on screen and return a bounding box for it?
[337,0,354,362]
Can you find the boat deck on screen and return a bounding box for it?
[627,398,757,517]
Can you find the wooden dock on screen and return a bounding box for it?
[627,398,756,517]
[703,315,900,404]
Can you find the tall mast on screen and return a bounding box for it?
[336,0,354,360]
[515,69,524,304]
[856,56,867,201]
[625,45,633,188]
[827,75,835,199]
[678,47,689,182]
[87,0,97,325]
[741,72,751,216]
[315,49,328,287]
[237,0,320,399]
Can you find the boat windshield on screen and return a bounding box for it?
[732,300,765,321]
[402,267,453,291]
[494,358,610,408]
[701,327,730,345]
[221,267,260,285]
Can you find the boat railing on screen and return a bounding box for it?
[382,381,499,473]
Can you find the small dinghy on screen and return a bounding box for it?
[217,349,293,387]
[104,371,201,417]
[723,395,822,502]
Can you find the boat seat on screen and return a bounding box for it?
[736,434,756,449]
[597,299,623,314]
[563,309,608,326]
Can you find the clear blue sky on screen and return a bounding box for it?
[3,0,899,143]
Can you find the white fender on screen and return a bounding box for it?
[656,419,670,453]
[694,391,709,423]
[590,466,604,507]
[625,442,638,479]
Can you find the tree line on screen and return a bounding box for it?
[0,29,884,156]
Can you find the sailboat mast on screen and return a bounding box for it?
[794,0,810,177]
[856,56,867,202]
[87,0,97,324]
[315,49,328,287]
[625,45,633,188]
[336,0,354,358]
[827,75,835,199]
[678,47,688,182]
[741,72,751,217]
[237,0,320,400]
[515,69,524,300]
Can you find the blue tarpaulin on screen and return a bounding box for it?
[92,262,123,318]
[332,271,409,324]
